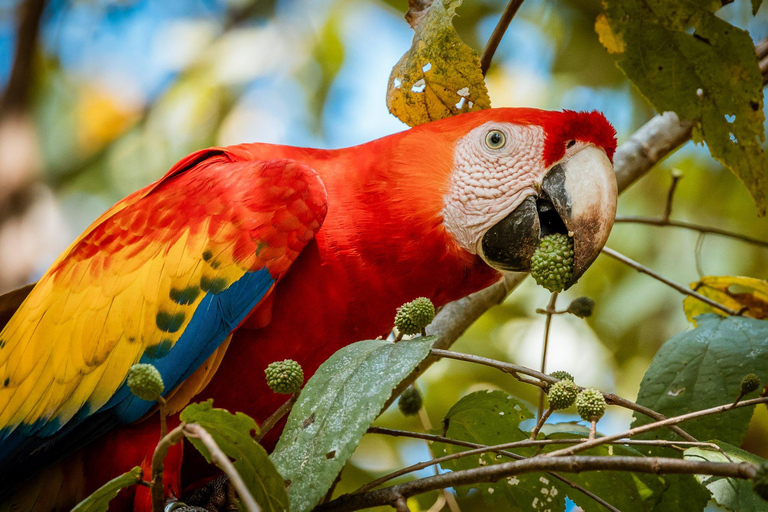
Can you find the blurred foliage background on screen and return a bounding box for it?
[0,0,767,510]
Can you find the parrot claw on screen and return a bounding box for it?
[169,475,239,512]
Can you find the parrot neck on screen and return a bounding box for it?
[315,133,502,314]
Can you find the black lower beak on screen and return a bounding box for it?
[480,193,569,272]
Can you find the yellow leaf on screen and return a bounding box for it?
[683,276,768,325]
[387,0,491,127]
[594,13,625,54]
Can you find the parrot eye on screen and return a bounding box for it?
[485,130,506,150]
[567,140,576,148]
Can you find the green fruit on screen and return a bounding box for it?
[567,297,595,318]
[753,462,768,501]
[741,373,761,395]
[549,370,575,382]
[547,379,578,410]
[394,297,436,335]
[127,364,164,401]
[576,388,606,421]
[530,234,575,292]
[398,386,423,416]
[265,359,304,394]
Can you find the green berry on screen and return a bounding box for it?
[741,374,761,395]
[265,359,304,394]
[576,388,606,422]
[549,370,575,382]
[547,379,579,410]
[127,364,164,401]
[394,297,436,335]
[530,234,575,292]
[398,386,423,416]
[753,462,768,501]
[567,297,595,318]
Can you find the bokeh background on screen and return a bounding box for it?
[1,0,767,510]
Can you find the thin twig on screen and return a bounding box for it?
[318,456,756,511]
[601,247,741,316]
[545,396,768,458]
[430,348,698,441]
[254,394,297,442]
[614,217,768,248]
[538,293,558,418]
[662,170,682,220]
[530,407,553,440]
[157,396,168,439]
[480,0,525,75]
[183,423,261,512]
[150,424,186,512]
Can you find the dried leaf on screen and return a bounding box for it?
[387,0,490,127]
[684,275,768,324]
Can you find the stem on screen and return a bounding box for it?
[157,396,168,439]
[662,170,682,220]
[530,407,553,440]
[183,423,261,512]
[480,0,525,75]
[318,456,755,512]
[613,217,768,248]
[601,247,741,316]
[430,348,698,441]
[538,293,558,418]
[254,393,297,442]
[150,424,186,512]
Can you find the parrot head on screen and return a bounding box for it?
[396,108,618,290]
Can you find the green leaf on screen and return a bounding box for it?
[386,0,491,127]
[71,467,143,512]
[685,441,767,511]
[432,390,569,511]
[180,401,288,512]
[752,0,763,15]
[270,336,436,512]
[632,314,768,445]
[596,0,767,214]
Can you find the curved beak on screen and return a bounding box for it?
[480,145,617,289]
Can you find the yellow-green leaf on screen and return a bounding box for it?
[387,0,490,127]
[684,276,768,324]
[596,0,767,214]
[71,467,143,512]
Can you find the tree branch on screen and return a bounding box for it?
[614,216,768,248]
[319,455,756,511]
[480,0,525,75]
[151,424,186,512]
[601,247,742,316]
[0,0,46,116]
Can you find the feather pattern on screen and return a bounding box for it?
[0,150,327,458]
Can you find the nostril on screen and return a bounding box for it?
[536,198,568,237]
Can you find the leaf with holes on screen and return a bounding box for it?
[684,276,768,324]
[180,400,288,512]
[71,467,143,512]
[432,390,570,511]
[386,0,490,127]
[596,0,766,214]
[685,441,766,511]
[632,314,768,445]
[270,336,436,512]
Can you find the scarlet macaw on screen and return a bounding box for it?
[0,108,617,510]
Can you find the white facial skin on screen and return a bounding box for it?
[442,121,588,254]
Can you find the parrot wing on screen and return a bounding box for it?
[0,148,327,460]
